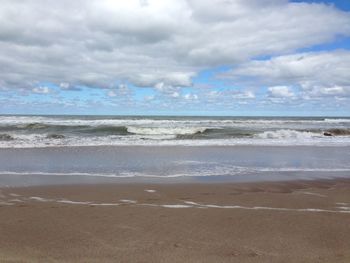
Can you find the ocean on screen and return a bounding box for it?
[0,115,350,186]
[0,115,350,148]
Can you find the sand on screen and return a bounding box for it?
[1,179,350,262]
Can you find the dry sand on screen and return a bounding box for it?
[1,179,350,262]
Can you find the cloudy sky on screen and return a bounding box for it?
[0,0,349,116]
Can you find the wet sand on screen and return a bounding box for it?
[1,179,350,262]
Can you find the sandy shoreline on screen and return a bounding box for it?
[1,179,350,262]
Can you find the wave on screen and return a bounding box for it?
[1,116,349,127]
[1,133,350,148]
[256,129,320,139]
[23,123,45,129]
[324,118,350,123]
[46,134,65,139]
[256,129,350,139]
[126,126,207,135]
[176,128,254,139]
[324,128,350,136]
[80,126,129,135]
[0,133,14,141]
[0,123,130,136]
[1,115,350,148]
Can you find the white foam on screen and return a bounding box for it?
[9,195,350,214]
[337,206,350,211]
[161,204,193,208]
[172,160,209,165]
[29,196,52,202]
[2,134,350,148]
[298,191,327,197]
[127,126,207,135]
[89,203,120,206]
[1,166,350,179]
[324,118,350,123]
[57,200,91,205]
[28,197,120,206]
[184,201,201,205]
[9,199,24,202]
[180,202,350,214]
[1,115,350,148]
[136,201,350,213]
[0,201,14,205]
[145,189,156,193]
[257,129,320,140]
[119,199,137,204]
[1,116,348,127]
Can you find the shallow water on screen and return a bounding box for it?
[0,146,349,187]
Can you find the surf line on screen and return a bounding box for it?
[16,196,350,214]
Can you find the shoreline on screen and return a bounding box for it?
[1,145,350,187]
[1,178,350,262]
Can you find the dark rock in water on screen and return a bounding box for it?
[0,134,14,141]
[323,132,332,137]
[47,134,65,139]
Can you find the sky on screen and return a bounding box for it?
[0,0,349,116]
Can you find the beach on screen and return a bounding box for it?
[1,179,350,262]
[1,0,350,261]
[0,116,350,262]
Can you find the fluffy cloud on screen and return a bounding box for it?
[222,50,350,86]
[32,86,51,94]
[183,93,198,100]
[319,86,350,96]
[232,91,255,99]
[0,0,349,92]
[268,86,294,98]
[221,50,350,101]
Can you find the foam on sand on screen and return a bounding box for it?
[119,199,137,204]
[18,196,350,214]
[160,204,193,208]
[145,189,156,193]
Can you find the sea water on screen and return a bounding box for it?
[0,115,349,186]
[0,115,350,147]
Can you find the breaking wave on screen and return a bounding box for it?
[256,129,320,139]
[126,126,207,135]
[0,134,14,141]
[1,115,350,147]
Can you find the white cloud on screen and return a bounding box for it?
[0,0,349,91]
[154,82,182,99]
[59,83,70,90]
[268,86,294,98]
[233,91,255,99]
[144,95,155,101]
[221,50,350,101]
[107,90,117,97]
[171,91,180,98]
[184,93,198,100]
[319,86,349,96]
[106,84,132,99]
[222,50,350,87]
[32,86,51,94]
